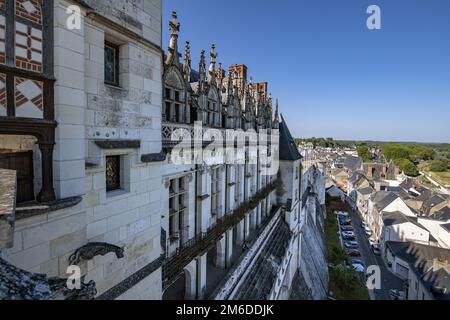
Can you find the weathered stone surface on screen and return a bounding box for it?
[0,170,16,249]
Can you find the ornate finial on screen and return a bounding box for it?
[183,41,191,82]
[169,11,180,38]
[216,62,224,88]
[208,44,217,84]
[199,49,206,84]
[166,11,181,66]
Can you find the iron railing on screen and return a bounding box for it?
[161,180,280,289]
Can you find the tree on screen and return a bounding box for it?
[357,146,372,163]
[396,158,419,177]
[429,159,449,172]
[381,143,411,161]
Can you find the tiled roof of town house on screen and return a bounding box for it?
[433,206,450,222]
[348,171,366,184]
[344,156,362,172]
[279,114,302,161]
[386,241,450,266]
[371,191,398,211]
[357,186,374,195]
[382,211,424,229]
[386,241,450,300]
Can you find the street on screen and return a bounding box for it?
[345,205,404,300]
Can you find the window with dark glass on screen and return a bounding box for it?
[106,156,121,191]
[168,177,187,242]
[105,42,119,86]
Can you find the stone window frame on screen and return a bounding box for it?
[164,85,184,123]
[168,176,188,243]
[104,151,132,199]
[104,41,120,87]
[211,167,221,217]
[206,99,220,128]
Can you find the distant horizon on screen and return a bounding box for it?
[295,136,450,145]
[164,0,450,143]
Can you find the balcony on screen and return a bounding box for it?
[161,179,280,289]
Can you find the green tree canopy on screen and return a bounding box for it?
[396,158,419,177]
[357,146,372,163]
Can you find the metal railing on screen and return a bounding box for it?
[161,180,279,289]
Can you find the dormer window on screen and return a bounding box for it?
[164,86,184,122]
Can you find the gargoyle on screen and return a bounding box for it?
[69,242,124,265]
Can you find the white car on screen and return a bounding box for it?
[342,231,355,237]
[368,238,376,246]
[352,263,365,273]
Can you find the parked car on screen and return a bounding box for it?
[352,263,365,273]
[342,231,355,237]
[371,244,381,256]
[364,226,371,233]
[368,238,376,247]
[361,222,366,229]
[339,220,351,226]
[340,225,353,231]
[365,229,372,236]
[347,249,361,257]
[342,235,356,241]
[344,241,359,249]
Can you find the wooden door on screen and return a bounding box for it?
[0,151,34,203]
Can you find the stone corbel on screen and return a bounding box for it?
[69,243,125,265]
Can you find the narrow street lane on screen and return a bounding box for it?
[346,205,404,300]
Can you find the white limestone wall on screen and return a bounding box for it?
[83,0,162,47]
[84,159,163,295]
[53,0,87,199]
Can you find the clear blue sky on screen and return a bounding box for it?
[163,0,450,143]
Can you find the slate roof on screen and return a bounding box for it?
[441,223,450,233]
[357,186,374,195]
[386,241,450,300]
[279,114,302,161]
[234,219,291,300]
[433,206,450,222]
[382,211,424,229]
[387,241,450,265]
[371,191,398,211]
[348,171,366,184]
[344,156,362,172]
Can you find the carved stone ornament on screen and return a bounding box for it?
[69,242,125,265]
[164,178,171,189]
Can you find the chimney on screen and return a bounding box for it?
[229,64,247,97]
[367,165,373,178]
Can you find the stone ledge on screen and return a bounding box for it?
[141,152,166,163]
[94,140,141,150]
[16,196,83,221]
